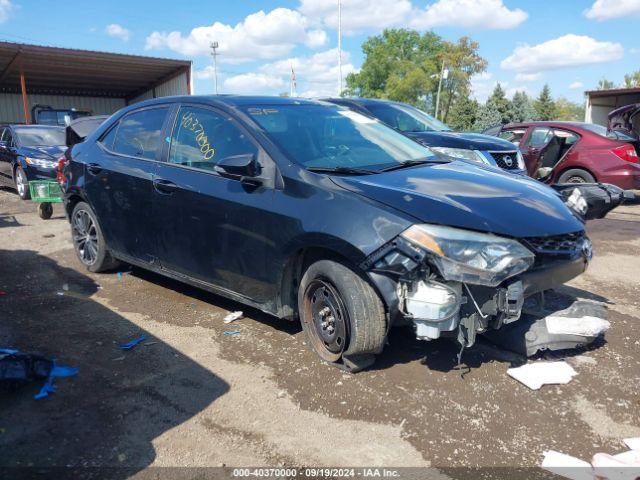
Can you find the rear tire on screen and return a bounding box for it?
[558,169,595,184]
[298,259,386,372]
[14,166,30,200]
[71,201,120,273]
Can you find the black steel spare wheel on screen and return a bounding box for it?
[303,279,349,362]
[72,208,99,266]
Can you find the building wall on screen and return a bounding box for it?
[0,93,125,124]
[128,71,189,106]
[585,92,640,126]
[0,71,189,123]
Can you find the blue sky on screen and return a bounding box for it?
[1,0,639,103]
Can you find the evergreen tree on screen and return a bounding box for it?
[448,96,479,131]
[511,91,535,122]
[534,84,557,121]
[473,101,502,132]
[486,83,513,124]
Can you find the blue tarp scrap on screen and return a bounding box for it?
[120,335,146,350]
[34,362,79,400]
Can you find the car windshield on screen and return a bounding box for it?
[581,123,636,141]
[14,127,65,147]
[244,104,437,171]
[365,103,452,133]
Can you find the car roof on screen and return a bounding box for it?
[132,95,327,109]
[323,97,403,108]
[5,124,64,130]
[504,121,594,131]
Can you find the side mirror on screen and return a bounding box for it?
[215,153,260,180]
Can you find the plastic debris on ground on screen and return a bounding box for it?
[507,361,577,390]
[546,315,610,337]
[223,330,241,335]
[120,335,146,350]
[0,348,78,400]
[542,446,640,480]
[485,296,609,357]
[223,311,243,324]
[624,438,640,451]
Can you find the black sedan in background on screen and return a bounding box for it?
[324,97,526,175]
[0,125,66,199]
[61,96,591,372]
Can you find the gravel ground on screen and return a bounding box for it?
[0,186,638,479]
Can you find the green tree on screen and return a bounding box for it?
[534,84,557,121]
[486,83,513,124]
[473,101,502,132]
[555,97,585,121]
[623,70,640,88]
[345,29,487,120]
[597,78,615,90]
[511,91,535,122]
[448,96,479,131]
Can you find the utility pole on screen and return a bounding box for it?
[434,60,448,120]
[338,0,342,96]
[209,41,219,95]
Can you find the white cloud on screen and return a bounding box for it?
[515,73,541,82]
[470,72,497,102]
[299,0,412,34]
[569,81,584,89]
[105,24,131,42]
[501,34,624,73]
[0,0,14,23]
[145,8,327,64]
[410,0,527,29]
[584,0,640,20]
[260,48,357,97]
[222,73,285,94]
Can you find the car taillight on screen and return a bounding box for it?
[611,145,639,163]
[57,155,68,186]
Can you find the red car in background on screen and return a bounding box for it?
[493,121,640,189]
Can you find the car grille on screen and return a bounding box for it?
[489,151,520,170]
[522,231,585,256]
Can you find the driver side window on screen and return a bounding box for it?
[525,127,553,147]
[168,106,257,172]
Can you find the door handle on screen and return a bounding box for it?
[153,178,178,194]
[87,163,102,175]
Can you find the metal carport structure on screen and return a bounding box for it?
[0,41,192,124]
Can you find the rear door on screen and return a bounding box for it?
[522,126,553,175]
[151,104,276,303]
[85,105,171,263]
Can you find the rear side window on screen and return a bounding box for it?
[168,106,257,172]
[107,107,168,160]
[525,127,553,146]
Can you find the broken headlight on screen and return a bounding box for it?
[401,224,535,287]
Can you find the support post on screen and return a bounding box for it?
[20,69,30,125]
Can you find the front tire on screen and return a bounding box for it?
[298,259,386,371]
[71,201,120,273]
[14,166,30,200]
[558,168,595,184]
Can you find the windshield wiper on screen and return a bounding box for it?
[379,158,449,172]
[306,166,378,175]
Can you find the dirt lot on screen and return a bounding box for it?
[1,186,639,479]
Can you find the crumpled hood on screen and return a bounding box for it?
[18,145,66,159]
[332,161,584,238]
[407,131,517,151]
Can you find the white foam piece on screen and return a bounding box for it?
[507,361,578,390]
[546,316,610,337]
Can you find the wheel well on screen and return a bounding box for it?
[556,166,597,182]
[279,246,389,321]
[65,194,83,217]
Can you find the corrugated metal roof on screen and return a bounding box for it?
[585,87,640,98]
[0,41,191,99]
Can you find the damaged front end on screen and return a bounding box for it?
[362,224,592,356]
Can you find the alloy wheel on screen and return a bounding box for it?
[303,279,349,362]
[72,209,99,265]
[567,176,586,184]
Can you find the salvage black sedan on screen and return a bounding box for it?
[0,125,66,199]
[61,96,592,371]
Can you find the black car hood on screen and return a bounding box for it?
[406,131,517,151]
[332,161,584,238]
[17,145,66,159]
